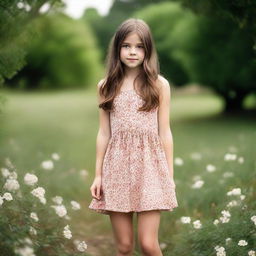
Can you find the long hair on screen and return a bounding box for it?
[99,18,160,112]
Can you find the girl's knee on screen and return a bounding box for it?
[139,239,160,255]
[117,241,134,255]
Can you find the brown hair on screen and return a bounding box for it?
[99,18,160,112]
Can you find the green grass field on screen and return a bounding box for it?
[0,88,255,255]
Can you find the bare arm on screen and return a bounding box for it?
[94,79,111,178]
[157,76,174,180]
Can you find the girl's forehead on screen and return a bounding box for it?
[123,32,143,43]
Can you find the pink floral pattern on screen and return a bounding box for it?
[88,89,178,215]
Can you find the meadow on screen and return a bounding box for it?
[0,87,255,256]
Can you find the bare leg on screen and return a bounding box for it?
[137,210,163,256]
[109,211,135,256]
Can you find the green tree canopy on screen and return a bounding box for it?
[7,13,103,89]
[0,0,63,84]
[135,2,255,111]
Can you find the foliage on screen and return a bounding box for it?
[178,0,256,41]
[167,151,256,256]
[6,13,103,90]
[135,2,256,111]
[0,157,89,255]
[0,0,63,83]
[134,2,191,85]
[81,0,169,61]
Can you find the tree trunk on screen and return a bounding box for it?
[222,91,247,113]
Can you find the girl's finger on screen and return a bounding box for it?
[96,186,100,198]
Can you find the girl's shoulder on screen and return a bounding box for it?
[156,74,171,93]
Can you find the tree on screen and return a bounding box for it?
[0,0,63,84]
[169,14,255,112]
[136,2,256,112]
[0,0,63,110]
[134,2,190,85]
[179,0,256,41]
[7,13,103,90]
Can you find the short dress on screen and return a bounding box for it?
[88,89,178,215]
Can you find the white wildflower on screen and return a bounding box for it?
[1,167,10,178]
[224,153,237,161]
[191,180,204,189]
[238,240,248,246]
[221,210,231,218]
[219,210,231,223]
[3,192,13,201]
[213,219,219,225]
[71,200,81,210]
[24,173,38,186]
[206,164,216,172]
[31,187,45,198]
[180,216,191,224]
[41,160,54,170]
[159,242,167,250]
[31,187,46,204]
[227,200,238,208]
[227,188,241,196]
[29,226,37,235]
[63,225,72,239]
[214,245,226,256]
[174,157,183,166]
[80,169,88,177]
[14,245,35,256]
[17,2,25,9]
[76,241,88,252]
[238,157,244,164]
[51,205,67,217]
[51,153,60,161]
[39,197,46,204]
[52,196,63,205]
[30,212,39,222]
[4,178,20,191]
[225,237,232,245]
[240,195,245,200]
[250,215,256,225]
[248,250,255,256]
[39,3,51,14]
[193,220,202,229]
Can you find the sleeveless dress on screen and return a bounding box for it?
[88,89,178,215]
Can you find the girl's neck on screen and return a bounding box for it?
[123,66,142,80]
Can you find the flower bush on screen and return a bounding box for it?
[0,157,88,256]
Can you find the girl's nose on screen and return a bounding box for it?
[129,47,136,54]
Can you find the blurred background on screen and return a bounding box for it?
[0,1,256,255]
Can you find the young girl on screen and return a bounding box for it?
[89,18,178,256]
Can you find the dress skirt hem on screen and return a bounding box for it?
[88,204,178,215]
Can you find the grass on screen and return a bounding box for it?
[0,87,255,255]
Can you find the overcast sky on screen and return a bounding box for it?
[63,0,114,18]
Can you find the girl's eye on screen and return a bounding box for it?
[122,44,129,48]
[138,45,144,48]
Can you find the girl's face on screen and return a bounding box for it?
[120,32,145,69]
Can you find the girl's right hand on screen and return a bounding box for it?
[90,176,102,200]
